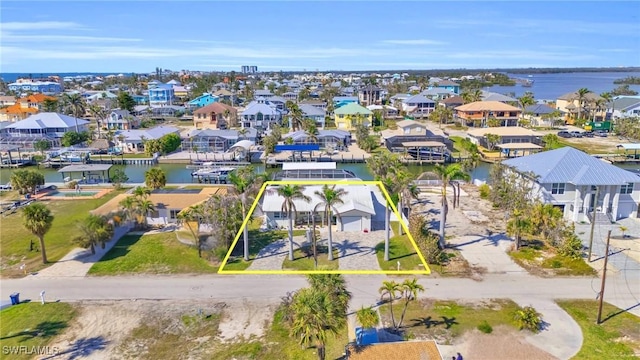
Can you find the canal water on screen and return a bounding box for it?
[0,162,494,184]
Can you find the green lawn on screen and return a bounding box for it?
[282,245,339,271]
[379,299,521,342]
[375,221,427,272]
[510,247,596,276]
[0,302,77,360]
[212,308,349,360]
[557,300,640,360]
[223,225,306,271]
[0,190,124,278]
[88,232,217,275]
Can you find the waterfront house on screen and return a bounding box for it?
[92,187,227,226]
[556,91,605,123]
[2,112,90,149]
[455,101,522,127]
[182,128,257,153]
[299,103,327,128]
[148,84,175,107]
[0,94,57,122]
[333,102,373,130]
[524,104,564,127]
[609,96,640,120]
[187,93,219,109]
[466,126,542,152]
[8,79,63,95]
[367,105,398,118]
[428,79,460,95]
[240,100,283,131]
[333,96,359,109]
[441,95,464,109]
[107,110,139,130]
[282,129,351,150]
[358,85,383,106]
[114,125,181,153]
[193,102,237,129]
[502,147,640,222]
[380,119,450,154]
[402,94,436,117]
[420,88,455,101]
[261,183,379,232]
[481,90,518,103]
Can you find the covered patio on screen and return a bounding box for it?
[58,164,113,184]
[617,143,640,159]
[497,143,543,158]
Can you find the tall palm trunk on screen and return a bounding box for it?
[384,204,390,261]
[327,209,334,261]
[242,197,249,261]
[288,211,294,261]
[38,235,48,264]
[387,297,396,329]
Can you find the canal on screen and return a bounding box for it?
[0,162,494,184]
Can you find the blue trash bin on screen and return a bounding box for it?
[9,293,19,305]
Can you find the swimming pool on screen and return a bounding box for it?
[46,190,99,198]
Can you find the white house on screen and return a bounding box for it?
[240,100,283,131]
[114,125,180,153]
[261,182,381,232]
[502,147,640,222]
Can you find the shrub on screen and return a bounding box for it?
[557,233,583,259]
[514,306,543,333]
[67,180,78,190]
[477,320,493,334]
[478,183,490,199]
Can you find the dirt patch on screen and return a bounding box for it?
[444,326,558,360]
[218,298,277,342]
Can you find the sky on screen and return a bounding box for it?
[1,1,639,73]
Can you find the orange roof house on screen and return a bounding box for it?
[454,100,522,127]
[0,94,57,122]
[193,102,238,129]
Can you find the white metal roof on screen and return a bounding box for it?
[617,143,640,150]
[282,162,336,170]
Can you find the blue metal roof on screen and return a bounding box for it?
[275,144,320,152]
[503,147,639,186]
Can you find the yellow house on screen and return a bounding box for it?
[333,102,373,130]
[556,91,605,124]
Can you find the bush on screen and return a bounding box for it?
[478,183,490,199]
[67,180,78,190]
[514,306,543,333]
[557,233,583,259]
[477,320,493,334]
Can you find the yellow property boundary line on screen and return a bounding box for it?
[218,180,431,275]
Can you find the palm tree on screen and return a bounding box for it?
[395,170,420,234]
[177,204,205,257]
[277,184,311,261]
[228,167,268,261]
[89,104,108,138]
[144,167,166,189]
[397,278,425,329]
[313,185,347,261]
[356,306,380,329]
[286,101,304,131]
[518,93,535,127]
[306,273,352,317]
[133,186,151,198]
[506,208,531,251]
[379,280,401,330]
[290,287,341,360]
[433,164,470,248]
[62,93,86,132]
[42,98,59,112]
[75,214,114,255]
[22,203,54,264]
[136,198,155,229]
[574,88,592,121]
[600,92,613,122]
[461,89,482,104]
[119,196,137,227]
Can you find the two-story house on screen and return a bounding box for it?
[299,103,327,129]
[333,96,359,109]
[380,119,450,154]
[193,102,237,129]
[455,101,522,127]
[3,112,90,149]
[334,103,372,130]
[503,147,640,222]
[609,96,640,120]
[556,90,605,124]
[402,94,436,117]
[428,79,460,95]
[358,85,383,106]
[106,110,139,130]
[240,100,282,131]
[148,84,175,107]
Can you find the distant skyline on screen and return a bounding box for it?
[1,1,639,74]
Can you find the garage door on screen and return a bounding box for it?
[341,216,361,231]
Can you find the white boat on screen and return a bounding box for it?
[191,166,236,177]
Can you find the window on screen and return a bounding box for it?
[170,210,180,220]
[620,183,634,194]
[551,183,565,195]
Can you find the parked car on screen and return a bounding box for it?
[594,130,608,137]
[570,131,583,138]
[583,131,594,138]
[557,131,572,138]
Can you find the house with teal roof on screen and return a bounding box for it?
[334,102,372,130]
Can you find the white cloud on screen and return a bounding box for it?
[2,33,142,43]
[381,39,446,46]
[0,21,84,31]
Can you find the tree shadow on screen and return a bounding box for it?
[409,316,458,329]
[42,336,109,359]
[0,321,68,342]
[449,232,511,249]
[335,238,374,259]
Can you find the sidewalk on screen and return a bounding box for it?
[26,224,132,279]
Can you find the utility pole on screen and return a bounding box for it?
[597,230,612,325]
[587,186,600,262]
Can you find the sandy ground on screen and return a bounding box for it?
[45,299,265,359]
[440,326,558,360]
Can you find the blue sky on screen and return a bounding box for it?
[1,1,639,73]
